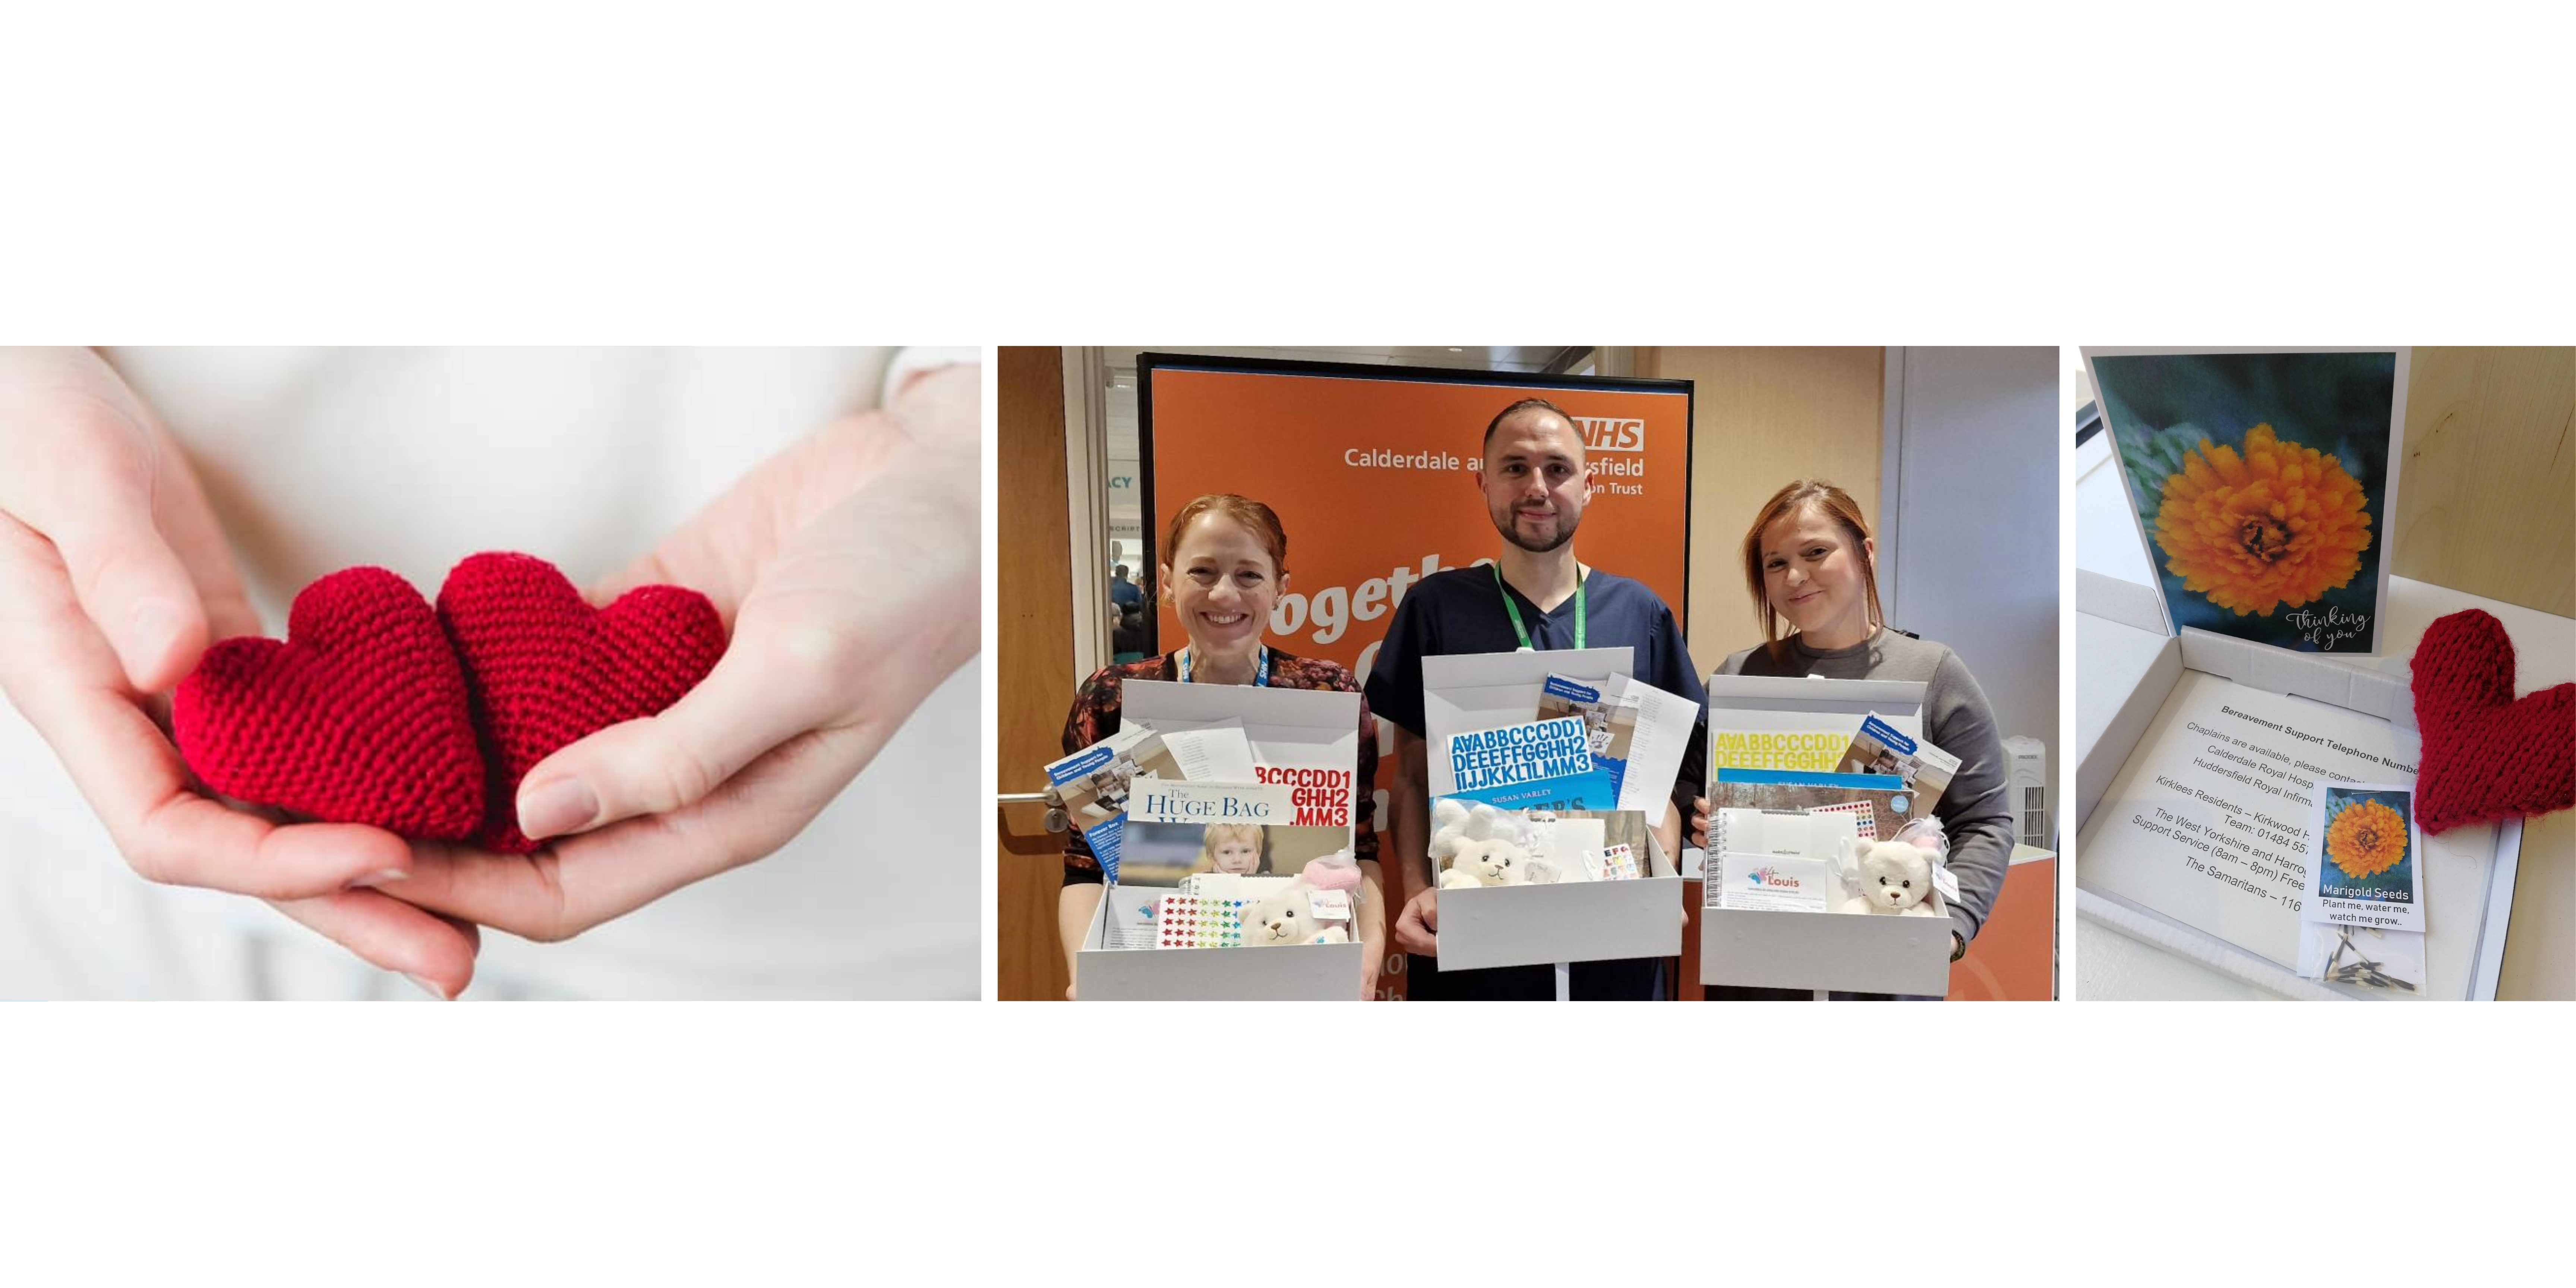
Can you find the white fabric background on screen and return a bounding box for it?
[0,347,978,999]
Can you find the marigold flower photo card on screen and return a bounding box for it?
[2084,348,2407,654]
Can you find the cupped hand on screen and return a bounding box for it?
[0,348,479,997]
[376,364,981,942]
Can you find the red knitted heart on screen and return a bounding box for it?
[173,566,485,839]
[2409,609,2575,834]
[438,552,726,853]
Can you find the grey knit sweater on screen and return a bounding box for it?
[1717,628,2016,945]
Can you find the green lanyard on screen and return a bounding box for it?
[1493,564,1584,651]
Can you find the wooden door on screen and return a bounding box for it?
[997,347,1075,1001]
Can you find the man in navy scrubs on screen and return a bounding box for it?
[1364,397,1707,1000]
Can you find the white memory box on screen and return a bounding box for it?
[1698,675,1952,994]
[1073,682,1368,1001]
[1424,648,1686,972]
[2074,568,2523,1001]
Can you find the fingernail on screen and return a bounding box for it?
[348,869,407,889]
[404,974,452,1001]
[517,777,597,839]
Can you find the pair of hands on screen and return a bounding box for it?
[0,348,978,998]
[1392,795,1711,958]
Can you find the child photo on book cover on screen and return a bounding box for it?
[1117,819,1351,886]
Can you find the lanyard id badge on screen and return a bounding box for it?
[1177,647,1270,686]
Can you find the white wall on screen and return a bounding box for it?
[1881,346,2061,845]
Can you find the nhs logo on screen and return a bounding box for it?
[1571,416,1646,453]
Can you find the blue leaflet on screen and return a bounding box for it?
[1084,817,1127,884]
[1856,714,1915,757]
[1046,742,1133,883]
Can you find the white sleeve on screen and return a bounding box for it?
[880,346,983,406]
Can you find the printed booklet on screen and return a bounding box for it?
[1708,767,1919,853]
[1837,714,1960,817]
[1043,725,1188,883]
[1535,672,1700,825]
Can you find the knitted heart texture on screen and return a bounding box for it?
[2408,609,2575,834]
[174,553,727,853]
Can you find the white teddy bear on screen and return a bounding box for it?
[1241,877,1351,947]
[1430,799,1540,857]
[1438,835,1534,890]
[1839,839,1945,916]
[1427,799,1487,863]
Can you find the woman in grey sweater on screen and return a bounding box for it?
[1703,479,2017,995]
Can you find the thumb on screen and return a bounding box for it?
[6,411,208,693]
[511,621,846,840]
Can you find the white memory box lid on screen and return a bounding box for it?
[1422,647,1686,971]
[2073,568,2522,1001]
[1076,887,1363,1001]
[1704,674,1926,727]
[1124,681,1362,785]
[1698,673,1947,993]
[1125,677,1365,861]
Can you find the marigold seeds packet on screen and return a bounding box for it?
[2296,783,2425,991]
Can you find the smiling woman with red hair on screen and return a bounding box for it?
[1055,493,1386,998]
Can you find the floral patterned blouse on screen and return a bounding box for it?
[1060,646,1379,884]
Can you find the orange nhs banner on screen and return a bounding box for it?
[1142,356,1694,678]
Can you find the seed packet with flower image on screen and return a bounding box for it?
[2084,348,2405,655]
[2299,784,2422,935]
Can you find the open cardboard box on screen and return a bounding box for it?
[2074,568,2522,1000]
[1072,682,1370,1001]
[1423,648,1686,972]
[1695,675,1953,995]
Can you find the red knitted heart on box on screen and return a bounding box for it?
[173,566,486,839]
[439,552,727,853]
[2409,609,2575,834]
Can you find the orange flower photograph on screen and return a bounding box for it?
[2325,797,2408,880]
[2150,422,2373,617]
[2090,350,2401,654]
[2316,787,2417,903]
